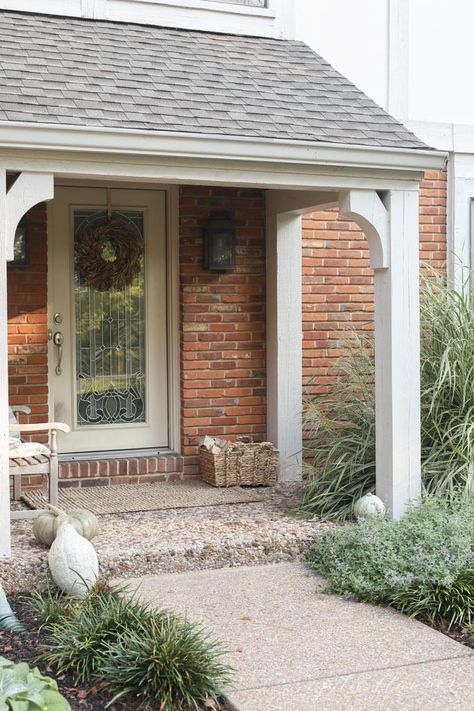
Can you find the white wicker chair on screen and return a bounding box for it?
[9,405,70,520]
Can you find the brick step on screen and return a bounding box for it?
[58,453,184,488]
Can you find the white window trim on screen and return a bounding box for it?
[114,0,276,18]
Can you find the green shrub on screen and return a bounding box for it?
[0,656,70,710]
[390,570,474,629]
[27,588,69,630]
[301,272,474,520]
[37,584,153,683]
[33,583,233,710]
[308,495,474,627]
[102,613,233,711]
[301,333,375,520]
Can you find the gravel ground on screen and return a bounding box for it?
[1,484,332,593]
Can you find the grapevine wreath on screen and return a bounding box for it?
[75,217,143,291]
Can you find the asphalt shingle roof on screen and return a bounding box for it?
[0,10,426,150]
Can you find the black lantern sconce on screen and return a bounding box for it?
[9,217,29,267]
[203,214,236,271]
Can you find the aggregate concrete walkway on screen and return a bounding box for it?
[119,562,474,711]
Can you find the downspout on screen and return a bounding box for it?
[0,583,25,632]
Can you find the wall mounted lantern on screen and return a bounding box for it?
[9,217,29,267]
[203,214,236,271]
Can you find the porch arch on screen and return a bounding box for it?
[0,170,54,556]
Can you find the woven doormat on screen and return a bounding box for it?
[21,480,264,515]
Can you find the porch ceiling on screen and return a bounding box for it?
[0,9,427,150]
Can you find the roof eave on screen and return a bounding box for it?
[0,121,447,173]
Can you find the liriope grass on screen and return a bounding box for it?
[35,584,153,684]
[301,271,474,519]
[390,569,474,629]
[102,613,233,710]
[30,581,233,710]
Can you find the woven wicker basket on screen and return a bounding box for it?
[200,440,279,487]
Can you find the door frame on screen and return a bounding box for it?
[46,180,181,457]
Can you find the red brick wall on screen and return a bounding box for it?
[302,170,447,396]
[7,203,49,432]
[419,170,447,271]
[179,186,266,475]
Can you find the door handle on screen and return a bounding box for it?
[53,331,64,376]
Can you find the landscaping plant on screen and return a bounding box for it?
[0,656,70,710]
[308,494,474,628]
[390,569,474,629]
[102,612,233,711]
[31,581,233,710]
[33,583,152,684]
[301,331,375,520]
[301,271,474,519]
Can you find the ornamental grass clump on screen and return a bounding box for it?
[308,495,474,628]
[31,581,233,710]
[390,569,474,629]
[301,271,474,520]
[301,332,375,520]
[102,613,233,711]
[35,583,153,684]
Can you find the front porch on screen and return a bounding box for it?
[0,137,444,555]
[1,481,320,594]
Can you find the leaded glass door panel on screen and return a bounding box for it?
[49,187,168,453]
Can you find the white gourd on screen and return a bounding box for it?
[353,492,386,519]
[48,522,99,597]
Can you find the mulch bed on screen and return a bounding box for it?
[434,619,474,649]
[0,597,136,711]
[0,596,225,711]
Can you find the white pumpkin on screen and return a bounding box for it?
[353,492,386,519]
[33,505,98,547]
[48,522,99,598]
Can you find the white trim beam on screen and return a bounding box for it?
[387,0,409,121]
[340,188,422,518]
[166,186,181,453]
[0,150,427,193]
[266,205,302,482]
[266,190,339,216]
[0,122,446,172]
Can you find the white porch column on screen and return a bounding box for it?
[0,170,9,556]
[341,188,421,519]
[266,210,303,481]
[0,171,54,557]
[266,190,339,482]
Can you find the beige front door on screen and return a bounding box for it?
[49,186,168,454]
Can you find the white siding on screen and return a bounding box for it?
[409,0,474,125]
[297,0,474,281]
[0,0,294,38]
[295,0,389,111]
